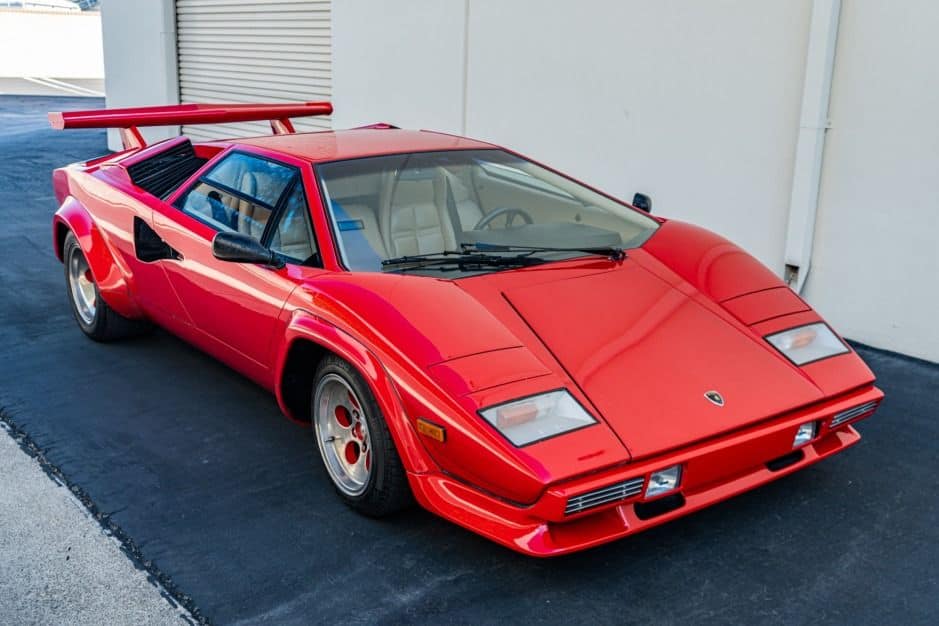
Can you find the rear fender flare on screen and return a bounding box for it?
[53,196,142,318]
[275,310,436,475]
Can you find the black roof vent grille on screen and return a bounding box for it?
[125,139,206,199]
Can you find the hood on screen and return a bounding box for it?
[501,262,825,458]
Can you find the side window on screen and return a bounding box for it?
[176,180,274,238]
[204,152,295,206]
[175,152,296,239]
[267,183,319,265]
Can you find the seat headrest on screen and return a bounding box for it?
[238,171,258,195]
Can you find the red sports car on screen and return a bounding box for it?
[49,102,882,556]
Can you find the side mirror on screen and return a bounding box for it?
[212,231,284,268]
[632,192,652,213]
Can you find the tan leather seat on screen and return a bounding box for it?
[437,169,484,246]
[338,203,387,259]
[379,169,452,257]
[234,172,271,239]
[269,205,314,261]
[377,168,487,255]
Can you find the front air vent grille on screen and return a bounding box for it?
[831,401,879,427]
[565,476,644,516]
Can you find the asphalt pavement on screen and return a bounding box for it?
[0,95,936,625]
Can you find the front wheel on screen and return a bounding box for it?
[312,356,412,516]
[63,232,150,341]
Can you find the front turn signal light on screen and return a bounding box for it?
[792,421,817,448]
[645,465,682,498]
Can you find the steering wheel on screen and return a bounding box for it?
[473,207,534,230]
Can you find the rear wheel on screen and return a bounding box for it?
[63,232,149,341]
[312,355,411,516]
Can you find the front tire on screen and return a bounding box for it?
[312,355,412,516]
[63,232,149,341]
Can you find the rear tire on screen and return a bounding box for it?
[312,355,412,516]
[63,231,150,341]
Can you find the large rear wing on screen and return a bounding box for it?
[48,101,333,150]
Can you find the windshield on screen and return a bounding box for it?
[316,149,658,274]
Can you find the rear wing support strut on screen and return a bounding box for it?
[48,101,333,150]
[119,127,146,151]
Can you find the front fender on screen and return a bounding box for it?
[274,310,437,475]
[642,220,785,302]
[53,196,142,318]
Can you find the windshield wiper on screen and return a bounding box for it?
[461,242,626,261]
[381,249,549,272]
[381,241,625,272]
[380,250,463,266]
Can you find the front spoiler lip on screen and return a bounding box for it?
[407,385,883,557]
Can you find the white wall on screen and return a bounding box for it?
[100,0,178,150]
[804,1,939,362]
[333,1,466,133]
[0,9,103,78]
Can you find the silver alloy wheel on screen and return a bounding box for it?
[68,250,96,325]
[314,373,372,496]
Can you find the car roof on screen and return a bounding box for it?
[225,128,497,163]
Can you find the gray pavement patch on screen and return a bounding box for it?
[0,414,196,625]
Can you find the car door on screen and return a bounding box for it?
[151,149,325,385]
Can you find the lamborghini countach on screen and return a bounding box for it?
[48,102,882,556]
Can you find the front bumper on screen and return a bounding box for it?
[408,385,883,556]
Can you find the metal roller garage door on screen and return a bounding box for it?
[176,0,331,141]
